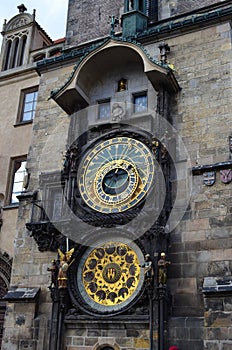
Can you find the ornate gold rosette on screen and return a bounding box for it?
[82,242,141,306]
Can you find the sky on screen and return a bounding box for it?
[0,1,69,43]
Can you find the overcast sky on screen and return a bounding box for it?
[0,1,69,43]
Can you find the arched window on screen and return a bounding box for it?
[12,37,19,68]
[101,347,114,350]
[2,34,27,71]
[3,40,12,71]
[19,35,27,66]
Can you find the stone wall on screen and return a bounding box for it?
[162,18,232,350]
[66,0,124,46]
[159,0,226,18]
[1,63,72,350]
[168,317,204,350]
[65,319,152,350]
[0,71,37,257]
[66,0,228,46]
[204,296,232,350]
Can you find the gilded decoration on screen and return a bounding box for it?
[82,242,141,306]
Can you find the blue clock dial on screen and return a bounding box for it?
[77,137,155,213]
[102,168,129,195]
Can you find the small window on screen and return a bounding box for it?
[133,92,147,113]
[98,99,111,120]
[9,158,27,204]
[50,189,63,220]
[18,87,38,123]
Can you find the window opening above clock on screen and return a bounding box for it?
[98,99,111,119]
[133,92,147,113]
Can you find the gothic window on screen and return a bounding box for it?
[19,35,27,66]
[133,91,147,113]
[98,99,111,120]
[3,40,12,71]
[17,87,38,123]
[147,0,158,22]
[8,157,27,205]
[12,37,19,68]
[2,34,27,71]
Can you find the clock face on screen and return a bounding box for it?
[74,239,145,315]
[77,136,155,213]
[82,242,141,307]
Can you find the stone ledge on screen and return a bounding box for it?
[3,287,40,302]
[192,160,232,175]
[203,277,232,295]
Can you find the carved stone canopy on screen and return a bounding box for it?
[51,38,180,115]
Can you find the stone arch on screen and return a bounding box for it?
[5,13,33,32]
[52,39,180,114]
[93,341,120,350]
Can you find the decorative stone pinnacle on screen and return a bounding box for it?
[158,41,170,64]
[17,4,27,13]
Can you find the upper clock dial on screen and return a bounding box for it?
[78,136,155,213]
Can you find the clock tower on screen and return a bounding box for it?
[6,1,232,350]
[47,25,179,347]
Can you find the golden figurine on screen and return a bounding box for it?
[118,78,127,92]
[57,248,74,289]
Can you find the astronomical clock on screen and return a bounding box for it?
[63,126,170,317]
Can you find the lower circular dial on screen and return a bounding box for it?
[82,242,141,306]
